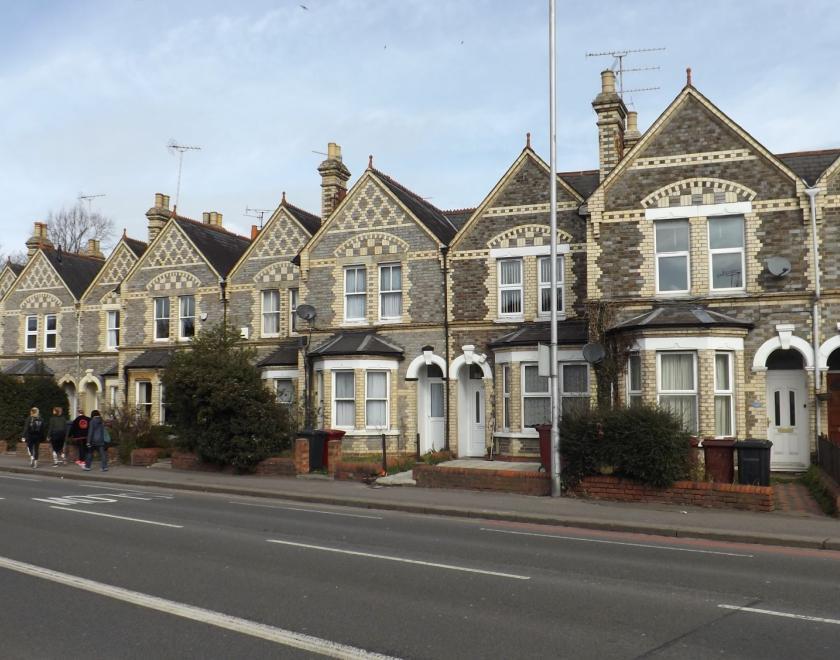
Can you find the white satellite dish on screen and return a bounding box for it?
[766,256,791,278]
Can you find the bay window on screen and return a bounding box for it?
[522,365,550,427]
[657,352,697,433]
[714,352,735,436]
[561,363,589,416]
[655,220,690,293]
[365,371,389,428]
[275,379,295,406]
[627,353,642,406]
[502,364,511,430]
[334,371,355,428]
[137,381,152,417]
[498,258,523,317]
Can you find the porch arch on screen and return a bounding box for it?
[818,335,840,370]
[405,349,448,380]
[752,336,814,371]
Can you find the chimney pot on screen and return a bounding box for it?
[162,194,170,209]
[327,142,341,160]
[600,69,616,94]
[155,193,163,207]
[203,212,210,224]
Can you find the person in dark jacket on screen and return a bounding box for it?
[83,409,108,472]
[68,410,90,466]
[20,407,46,468]
[47,406,69,466]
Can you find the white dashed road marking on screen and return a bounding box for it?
[718,604,840,625]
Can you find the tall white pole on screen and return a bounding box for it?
[548,0,561,497]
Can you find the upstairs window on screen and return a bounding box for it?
[709,216,744,291]
[289,288,299,334]
[25,316,38,352]
[344,266,366,322]
[262,289,280,337]
[44,314,57,351]
[154,297,170,340]
[107,311,120,349]
[379,264,402,320]
[538,255,565,317]
[498,259,523,317]
[655,220,690,294]
[179,295,195,340]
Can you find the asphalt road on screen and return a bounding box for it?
[1,472,839,660]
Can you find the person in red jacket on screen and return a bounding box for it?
[67,410,90,466]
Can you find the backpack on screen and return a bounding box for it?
[31,418,43,434]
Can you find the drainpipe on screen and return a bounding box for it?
[806,187,821,459]
[76,302,82,407]
[441,245,451,452]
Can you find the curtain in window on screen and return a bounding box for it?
[660,396,697,433]
[563,365,587,393]
[523,365,549,427]
[366,372,387,427]
[335,372,355,426]
[345,268,366,319]
[660,354,694,390]
[275,379,295,405]
[500,260,521,284]
[523,365,548,393]
[262,291,280,335]
[714,396,732,436]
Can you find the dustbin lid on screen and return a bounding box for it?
[701,438,736,447]
[735,439,773,449]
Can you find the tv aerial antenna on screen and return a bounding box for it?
[245,206,273,229]
[78,193,106,215]
[586,47,665,99]
[167,140,202,211]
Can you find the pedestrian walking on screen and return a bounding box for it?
[83,409,109,472]
[20,407,46,468]
[47,406,69,466]
[68,410,90,466]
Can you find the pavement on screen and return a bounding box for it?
[1,452,838,551]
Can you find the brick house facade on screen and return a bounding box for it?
[2,73,839,470]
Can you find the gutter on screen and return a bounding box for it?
[805,186,821,457]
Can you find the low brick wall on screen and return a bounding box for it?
[254,456,296,477]
[816,467,840,514]
[171,451,295,476]
[572,475,774,512]
[171,451,220,472]
[334,461,382,482]
[294,438,309,474]
[413,464,551,496]
[131,448,162,467]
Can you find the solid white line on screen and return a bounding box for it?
[49,507,183,528]
[267,539,530,580]
[0,474,41,482]
[718,604,840,625]
[229,501,383,520]
[0,555,399,659]
[480,528,754,558]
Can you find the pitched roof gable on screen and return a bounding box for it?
[41,247,105,299]
[282,200,321,235]
[80,236,146,301]
[123,236,148,258]
[173,217,251,277]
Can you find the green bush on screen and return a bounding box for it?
[0,371,68,441]
[560,404,691,488]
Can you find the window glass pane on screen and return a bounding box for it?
[500,290,522,314]
[523,397,550,427]
[658,255,688,291]
[335,372,354,398]
[523,365,548,393]
[715,396,732,436]
[562,397,589,417]
[367,372,387,398]
[430,382,444,417]
[503,365,510,394]
[275,379,294,404]
[500,259,521,285]
[27,316,38,331]
[46,315,57,331]
[366,401,386,427]
[346,295,365,319]
[660,354,694,391]
[711,252,743,289]
[789,390,796,426]
[709,216,743,249]
[336,402,354,426]
[660,395,697,433]
[715,354,730,390]
[656,220,689,252]
[629,354,641,391]
[774,391,781,426]
[540,256,551,282]
[562,365,587,394]
[381,292,401,317]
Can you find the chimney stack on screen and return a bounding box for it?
[203,211,223,227]
[251,224,259,240]
[318,142,351,219]
[26,221,53,257]
[85,238,104,259]
[624,110,641,152]
[146,192,172,243]
[592,69,628,181]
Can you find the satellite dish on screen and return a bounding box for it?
[582,342,606,365]
[296,304,316,321]
[766,256,791,278]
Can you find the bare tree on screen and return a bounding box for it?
[0,245,26,267]
[46,203,114,254]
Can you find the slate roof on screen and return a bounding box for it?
[7,261,24,276]
[489,319,588,348]
[610,306,753,332]
[776,149,840,186]
[283,201,321,235]
[308,331,404,358]
[174,217,251,276]
[3,359,54,376]
[257,339,303,367]
[559,170,600,199]
[100,363,118,377]
[123,236,148,258]
[443,208,475,230]
[41,247,105,299]
[371,169,458,243]
[125,349,175,369]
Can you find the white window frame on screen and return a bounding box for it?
[178,295,195,340]
[344,265,367,323]
[627,353,642,406]
[708,216,745,293]
[25,315,38,352]
[502,364,511,431]
[654,219,691,295]
[378,263,402,321]
[261,289,280,337]
[136,381,152,418]
[364,370,390,429]
[44,314,57,351]
[154,297,170,341]
[498,258,523,318]
[332,370,356,429]
[537,255,565,318]
[289,288,299,334]
[656,351,698,434]
[521,363,550,428]
[714,351,735,437]
[106,310,120,350]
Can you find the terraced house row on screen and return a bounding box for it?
[4,70,840,471]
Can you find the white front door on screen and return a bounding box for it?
[419,378,445,454]
[766,371,809,470]
[465,378,486,456]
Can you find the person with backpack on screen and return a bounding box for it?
[68,410,90,466]
[47,406,69,466]
[20,407,46,468]
[83,409,109,472]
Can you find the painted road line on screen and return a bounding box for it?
[481,528,754,558]
[230,501,383,520]
[0,555,399,659]
[267,539,531,580]
[718,604,840,625]
[0,474,41,482]
[50,506,183,528]
[76,484,174,497]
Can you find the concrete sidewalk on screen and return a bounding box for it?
[1,453,838,550]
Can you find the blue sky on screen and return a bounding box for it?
[1,0,838,257]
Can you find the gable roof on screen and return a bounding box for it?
[282,200,321,235]
[370,168,459,243]
[173,217,251,277]
[776,149,840,187]
[7,261,24,276]
[559,170,600,199]
[41,247,105,299]
[443,208,475,230]
[80,235,148,301]
[123,236,148,258]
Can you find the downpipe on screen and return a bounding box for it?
[806,187,821,461]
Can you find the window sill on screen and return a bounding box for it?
[494,430,539,438]
[375,318,403,325]
[342,320,369,327]
[153,339,170,343]
[495,316,524,324]
[536,314,567,322]
[341,429,400,436]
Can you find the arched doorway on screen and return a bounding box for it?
[417,364,445,454]
[63,382,77,415]
[827,349,840,443]
[83,381,99,415]
[458,363,487,457]
[765,349,809,470]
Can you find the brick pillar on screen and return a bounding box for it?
[294,437,310,474]
[327,439,342,477]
